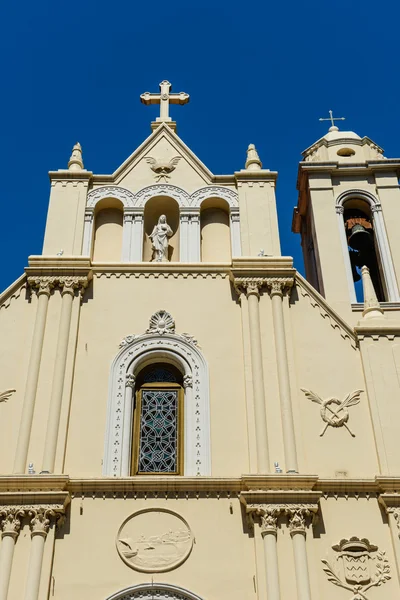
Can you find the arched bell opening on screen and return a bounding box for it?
[92,198,124,261]
[200,197,231,262]
[143,196,180,262]
[343,199,386,302]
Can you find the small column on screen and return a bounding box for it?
[82,210,94,257]
[183,374,196,476]
[289,511,313,600]
[230,210,241,257]
[121,374,135,476]
[387,509,400,584]
[42,278,86,473]
[24,510,53,600]
[122,211,134,262]
[242,280,270,473]
[336,206,357,303]
[179,213,190,262]
[260,512,281,600]
[0,509,24,600]
[131,213,144,262]
[189,213,201,262]
[372,205,399,301]
[14,278,53,473]
[268,278,298,473]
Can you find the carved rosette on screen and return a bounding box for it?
[0,508,25,540]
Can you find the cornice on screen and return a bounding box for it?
[355,321,400,339]
[25,256,93,282]
[49,170,93,183]
[92,263,231,279]
[0,491,70,508]
[0,475,69,492]
[298,160,400,176]
[234,169,278,183]
[240,489,322,507]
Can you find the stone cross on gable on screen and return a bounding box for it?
[140,80,190,123]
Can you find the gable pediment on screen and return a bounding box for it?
[94,124,215,193]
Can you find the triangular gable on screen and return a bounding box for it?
[105,124,214,188]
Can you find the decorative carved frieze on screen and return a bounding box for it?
[322,537,391,599]
[301,389,363,437]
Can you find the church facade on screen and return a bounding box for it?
[1,81,400,600]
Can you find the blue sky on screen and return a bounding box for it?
[1,0,399,291]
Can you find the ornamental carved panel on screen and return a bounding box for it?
[116,509,193,573]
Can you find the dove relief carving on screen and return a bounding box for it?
[145,156,181,182]
[0,389,16,404]
[301,388,363,437]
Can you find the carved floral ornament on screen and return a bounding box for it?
[27,275,90,298]
[301,389,363,437]
[247,503,319,535]
[234,277,294,298]
[119,310,198,348]
[0,505,65,538]
[322,537,391,600]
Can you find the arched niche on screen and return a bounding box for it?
[200,197,231,262]
[335,189,399,302]
[106,583,206,600]
[143,196,180,262]
[92,198,124,262]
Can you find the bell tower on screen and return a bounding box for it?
[292,115,400,317]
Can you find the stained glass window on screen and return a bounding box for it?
[143,367,177,383]
[137,389,179,473]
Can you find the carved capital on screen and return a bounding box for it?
[126,374,136,389]
[234,278,265,298]
[183,374,193,389]
[260,512,278,537]
[28,276,55,297]
[59,276,89,298]
[0,508,25,540]
[265,277,294,298]
[29,508,56,538]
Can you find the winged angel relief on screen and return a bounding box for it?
[145,156,181,182]
[301,388,363,437]
[0,389,16,403]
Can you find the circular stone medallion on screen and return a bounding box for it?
[116,508,193,573]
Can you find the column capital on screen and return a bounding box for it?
[28,507,58,539]
[246,501,319,537]
[287,507,315,537]
[125,374,136,389]
[0,507,25,540]
[260,511,278,537]
[58,276,90,298]
[234,277,265,298]
[28,276,55,297]
[266,277,294,297]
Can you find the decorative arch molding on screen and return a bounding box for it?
[103,311,211,477]
[87,186,136,209]
[335,188,382,213]
[134,184,190,207]
[190,185,239,208]
[334,188,399,302]
[106,583,206,600]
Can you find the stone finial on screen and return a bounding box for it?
[245,144,262,170]
[361,266,385,319]
[68,142,84,171]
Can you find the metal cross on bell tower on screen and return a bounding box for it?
[140,81,190,130]
[319,109,346,132]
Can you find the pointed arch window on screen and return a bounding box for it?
[132,364,184,475]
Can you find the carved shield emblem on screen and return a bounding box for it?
[341,550,371,585]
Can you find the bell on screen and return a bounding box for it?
[348,224,373,251]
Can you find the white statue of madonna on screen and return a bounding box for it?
[150,215,173,262]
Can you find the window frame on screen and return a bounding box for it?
[132,381,184,476]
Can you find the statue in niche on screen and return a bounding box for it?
[150,215,173,262]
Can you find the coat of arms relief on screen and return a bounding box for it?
[322,537,391,599]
